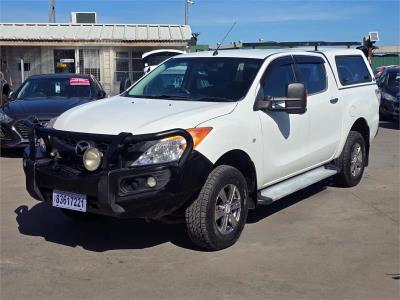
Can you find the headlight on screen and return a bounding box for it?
[129,127,212,167]
[130,137,186,166]
[83,147,103,171]
[0,109,13,123]
[382,92,396,101]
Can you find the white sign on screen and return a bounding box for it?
[60,59,75,63]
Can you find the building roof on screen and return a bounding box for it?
[0,23,192,46]
[373,46,400,55]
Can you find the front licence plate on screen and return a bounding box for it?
[52,190,87,212]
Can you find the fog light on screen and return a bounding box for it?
[83,147,103,172]
[147,177,157,188]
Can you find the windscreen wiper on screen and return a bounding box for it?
[194,96,236,102]
[128,94,192,100]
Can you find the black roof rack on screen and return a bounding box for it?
[242,41,361,51]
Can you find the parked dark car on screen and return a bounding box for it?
[0,74,106,149]
[374,66,387,79]
[378,67,399,121]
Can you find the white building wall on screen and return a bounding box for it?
[6,46,41,87]
[100,47,112,95]
[40,47,54,74]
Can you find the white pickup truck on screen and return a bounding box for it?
[24,48,379,250]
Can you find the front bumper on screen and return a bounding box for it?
[380,98,400,119]
[24,124,213,219]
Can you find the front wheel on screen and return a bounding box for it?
[185,165,248,250]
[335,131,366,187]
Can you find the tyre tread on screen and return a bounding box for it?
[185,165,246,250]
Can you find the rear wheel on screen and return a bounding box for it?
[335,131,366,187]
[185,165,248,250]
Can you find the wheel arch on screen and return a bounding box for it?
[349,117,370,166]
[214,149,258,209]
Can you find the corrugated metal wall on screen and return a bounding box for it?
[372,55,400,69]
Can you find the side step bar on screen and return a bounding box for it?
[257,166,338,205]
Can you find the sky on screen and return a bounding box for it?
[0,0,399,46]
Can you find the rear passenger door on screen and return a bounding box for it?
[293,55,342,165]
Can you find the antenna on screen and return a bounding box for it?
[48,0,56,23]
[213,21,237,56]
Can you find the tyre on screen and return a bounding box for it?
[185,165,249,250]
[335,131,366,187]
[60,208,100,222]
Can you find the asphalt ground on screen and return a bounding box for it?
[0,121,399,299]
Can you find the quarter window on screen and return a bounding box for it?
[335,55,372,86]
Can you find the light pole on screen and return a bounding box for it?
[184,0,194,25]
[48,0,56,23]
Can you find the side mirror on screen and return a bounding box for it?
[7,90,15,101]
[254,83,307,114]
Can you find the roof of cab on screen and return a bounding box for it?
[179,48,364,59]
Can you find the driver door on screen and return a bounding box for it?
[257,56,311,186]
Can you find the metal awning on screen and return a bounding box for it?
[0,23,192,46]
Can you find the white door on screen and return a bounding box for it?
[293,55,342,165]
[257,56,310,186]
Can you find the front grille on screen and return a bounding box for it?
[14,121,30,139]
[14,119,50,139]
[50,136,113,171]
[53,137,111,153]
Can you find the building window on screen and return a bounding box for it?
[115,51,130,82]
[114,50,144,82]
[79,49,100,81]
[18,63,31,72]
[131,51,144,81]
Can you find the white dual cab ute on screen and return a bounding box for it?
[24,48,379,250]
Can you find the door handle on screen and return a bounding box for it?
[330,98,339,104]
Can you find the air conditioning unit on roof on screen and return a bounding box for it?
[71,12,97,24]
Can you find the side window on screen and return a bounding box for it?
[335,55,372,86]
[294,56,327,94]
[261,57,296,97]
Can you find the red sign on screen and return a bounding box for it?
[70,78,90,86]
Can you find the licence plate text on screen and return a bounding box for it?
[52,190,87,212]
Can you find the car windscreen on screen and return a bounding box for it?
[124,57,263,102]
[17,77,94,100]
[387,70,400,87]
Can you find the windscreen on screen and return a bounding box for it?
[125,57,263,102]
[17,77,94,100]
